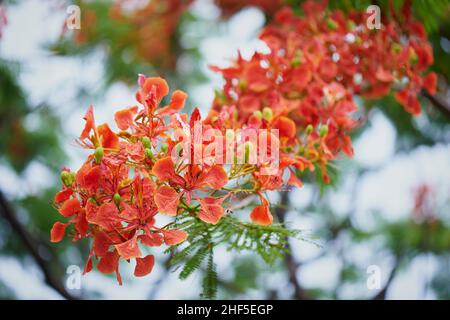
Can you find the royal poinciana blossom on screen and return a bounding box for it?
[210,1,436,182]
[51,76,284,282]
[51,2,437,284]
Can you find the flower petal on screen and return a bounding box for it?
[114,106,138,130]
[163,229,188,245]
[50,222,68,243]
[115,236,142,260]
[134,255,155,277]
[154,185,180,216]
[59,198,80,217]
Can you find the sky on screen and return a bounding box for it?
[0,0,449,299]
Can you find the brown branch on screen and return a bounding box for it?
[0,190,77,300]
[422,90,450,118]
[275,190,307,300]
[372,257,401,300]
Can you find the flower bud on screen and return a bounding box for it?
[94,146,104,164]
[253,110,262,119]
[142,137,151,149]
[409,49,418,65]
[262,107,273,121]
[306,124,313,135]
[145,148,153,159]
[319,125,329,137]
[160,143,168,153]
[327,18,338,30]
[244,141,254,163]
[60,171,75,187]
[113,193,121,206]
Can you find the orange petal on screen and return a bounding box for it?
[59,198,81,217]
[93,202,121,231]
[134,255,155,277]
[114,106,138,130]
[152,157,176,182]
[97,123,119,149]
[423,72,437,95]
[163,229,188,245]
[202,165,228,189]
[158,90,187,116]
[273,116,296,139]
[93,231,111,257]
[143,77,169,102]
[80,105,95,140]
[250,204,273,226]
[139,233,164,247]
[198,197,225,225]
[50,222,68,243]
[115,236,142,260]
[154,185,180,216]
[97,251,119,274]
[54,188,73,205]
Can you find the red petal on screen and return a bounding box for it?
[375,67,395,83]
[93,231,111,257]
[143,77,169,102]
[80,105,95,140]
[273,116,296,139]
[154,186,180,216]
[97,251,119,274]
[54,188,73,205]
[163,229,188,245]
[139,233,164,247]
[423,72,437,95]
[287,170,303,187]
[93,202,121,231]
[50,222,68,243]
[198,197,225,224]
[134,255,155,277]
[74,209,89,237]
[97,123,119,149]
[115,236,142,260]
[59,198,80,217]
[250,204,273,226]
[202,165,228,189]
[114,106,138,130]
[158,90,187,116]
[152,157,176,182]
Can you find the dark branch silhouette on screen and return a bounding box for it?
[0,190,77,300]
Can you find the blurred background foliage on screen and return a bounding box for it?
[0,0,449,299]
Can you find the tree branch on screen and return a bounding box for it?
[372,257,401,300]
[422,90,450,118]
[275,190,307,300]
[0,190,77,300]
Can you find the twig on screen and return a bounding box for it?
[372,257,401,300]
[0,190,77,300]
[275,191,307,300]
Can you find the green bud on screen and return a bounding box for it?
[253,110,262,119]
[327,18,338,30]
[113,193,121,206]
[60,171,75,187]
[142,137,151,149]
[409,49,418,65]
[306,124,313,135]
[319,125,329,137]
[214,89,227,104]
[145,148,153,159]
[174,143,184,157]
[160,143,168,153]
[262,107,273,121]
[391,43,402,54]
[94,146,104,164]
[244,141,254,163]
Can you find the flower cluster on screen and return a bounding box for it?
[210,1,436,183]
[51,76,283,281]
[52,1,437,284]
